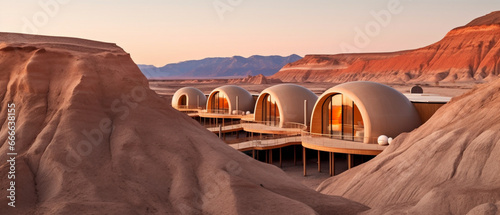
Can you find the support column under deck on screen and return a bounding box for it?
[293,146,297,166]
[318,150,321,173]
[265,150,268,163]
[303,147,307,176]
[269,149,273,164]
[348,154,353,169]
[279,148,282,168]
[329,152,335,176]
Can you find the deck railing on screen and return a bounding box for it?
[205,109,230,114]
[204,120,308,133]
[241,121,307,131]
[172,105,204,110]
[229,135,302,150]
[200,109,250,115]
[204,120,243,129]
[226,132,301,144]
[240,114,255,121]
[301,131,380,146]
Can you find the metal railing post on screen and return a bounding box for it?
[219,124,222,139]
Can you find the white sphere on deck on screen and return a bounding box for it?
[388,137,393,145]
[378,135,389,146]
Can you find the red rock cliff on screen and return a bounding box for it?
[272,11,500,83]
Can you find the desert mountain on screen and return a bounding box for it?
[317,78,500,214]
[228,74,283,84]
[139,54,302,79]
[0,33,367,214]
[271,11,500,83]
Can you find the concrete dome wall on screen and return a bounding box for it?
[207,85,255,113]
[311,81,421,143]
[171,87,206,109]
[255,84,318,127]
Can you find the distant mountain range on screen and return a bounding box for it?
[138,54,302,79]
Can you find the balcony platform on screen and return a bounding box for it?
[197,112,247,119]
[229,136,302,151]
[301,135,386,155]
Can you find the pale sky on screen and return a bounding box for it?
[0,0,498,66]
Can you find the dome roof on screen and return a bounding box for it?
[207,85,255,113]
[171,87,206,109]
[311,81,421,143]
[255,84,318,127]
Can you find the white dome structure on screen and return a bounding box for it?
[254,84,318,128]
[310,81,421,144]
[207,85,255,114]
[171,87,206,110]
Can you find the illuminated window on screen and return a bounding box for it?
[211,91,229,113]
[262,94,280,126]
[178,95,187,107]
[322,94,364,142]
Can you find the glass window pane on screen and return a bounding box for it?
[322,96,331,135]
[343,96,353,140]
[212,92,219,112]
[262,94,280,126]
[211,92,229,113]
[322,93,363,142]
[179,95,187,107]
[331,94,343,138]
[354,103,364,142]
[274,99,280,126]
[222,92,229,112]
[263,94,269,123]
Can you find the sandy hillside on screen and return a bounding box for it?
[317,78,500,214]
[0,33,368,214]
[271,11,500,84]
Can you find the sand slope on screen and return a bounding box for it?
[0,33,368,214]
[271,11,500,83]
[317,77,500,214]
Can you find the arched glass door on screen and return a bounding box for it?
[322,94,364,142]
[211,91,229,113]
[262,94,280,126]
[178,95,187,108]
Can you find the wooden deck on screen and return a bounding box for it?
[229,136,302,151]
[301,135,386,156]
[206,123,303,135]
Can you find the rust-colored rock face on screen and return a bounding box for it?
[0,33,368,215]
[272,11,500,83]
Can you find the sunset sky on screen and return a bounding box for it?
[1,0,498,66]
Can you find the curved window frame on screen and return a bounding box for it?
[321,93,364,142]
[261,94,280,126]
[178,95,187,108]
[211,91,229,114]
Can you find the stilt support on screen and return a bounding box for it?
[318,150,321,172]
[279,148,282,168]
[293,146,297,166]
[303,147,307,176]
[348,154,353,169]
